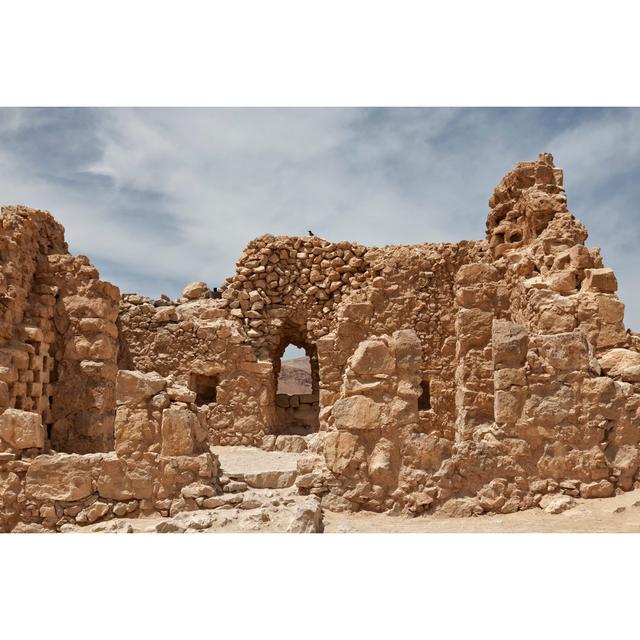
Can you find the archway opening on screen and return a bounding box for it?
[274,334,319,436]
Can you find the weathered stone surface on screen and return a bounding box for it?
[367,438,397,488]
[286,496,324,533]
[114,406,159,457]
[244,469,297,489]
[273,435,307,453]
[25,454,94,501]
[96,454,133,500]
[492,320,529,369]
[580,480,615,499]
[332,395,381,431]
[598,348,640,382]
[582,268,618,293]
[116,370,166,405]
[0,409,45,449]
[349,339,395,375]
[181,482,216,499]
[324,431,359,475]
[183,281,210,300]
[536,331,589,371]
[539,494,576,514]
[161,406,197,456]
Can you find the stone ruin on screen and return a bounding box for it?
[2,152,640,531]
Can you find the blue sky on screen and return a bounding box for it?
[1,108,639,330]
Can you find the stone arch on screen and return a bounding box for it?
[270,320,320,435]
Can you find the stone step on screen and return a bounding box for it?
[212,445,301,490]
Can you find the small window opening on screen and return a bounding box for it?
[418,379,431,411]
[191,374,218,406]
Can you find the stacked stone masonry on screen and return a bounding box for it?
[3,153,640,531]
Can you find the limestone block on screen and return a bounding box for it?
[579,480,615,498]
[455,263,499,286]
[182,281,209,300]
[595,322,627,350]
[126,460,155,499]
[0,347,29,370]
[76,501,111,524]
[494,388,527,424]
[524,386,575,427]
[580,376,617,404]
[393,329,422,374]
[492,320,528,369]
[161,406,196,456]
[612,445,640,486]
[25,453,94,501]
[494,368,526,390]
[64,335,115,361]
[63,295,118,321]
[332,395,382,430]
[244,469,297,489]
[181,482,216,499]
[96,454,134,500]
[0,409,45,449]
[539,494,576,514]
[286,497,323,533]
[368,437,397,488]
[275,394,290,408]
[299,392,319,404]
[598,348,640,382]
[239,361,273,375]
[324,431,360,475]
[116,370,166,405]
[274,435,307,453]
[535,331,590,372]
[114,406,160,457]
[0,366,17,384]
[342,302,373,321]
[78,317,118,337]
[597,296,625,324]
[581,268,617,293]
[153,307,178,323]
[349,339,395,375]
[456,308,493,352]
[546,270,576,293]
[166,385,197,403]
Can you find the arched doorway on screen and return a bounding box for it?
[273,330,320,435]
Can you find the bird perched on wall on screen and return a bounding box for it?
[308,230,315,236]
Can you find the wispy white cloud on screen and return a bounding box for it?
[1,108,639,328]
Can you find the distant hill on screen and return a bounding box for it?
[277,356,313,394]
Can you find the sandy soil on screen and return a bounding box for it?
[324,488,640,533]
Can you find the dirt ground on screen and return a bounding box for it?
[324,488,640,533]
[64,485,640,534]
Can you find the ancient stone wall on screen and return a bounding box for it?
[275,392,320,435]
[0,368,222,532]
[0,206,119,454]
[3,153,640,529]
